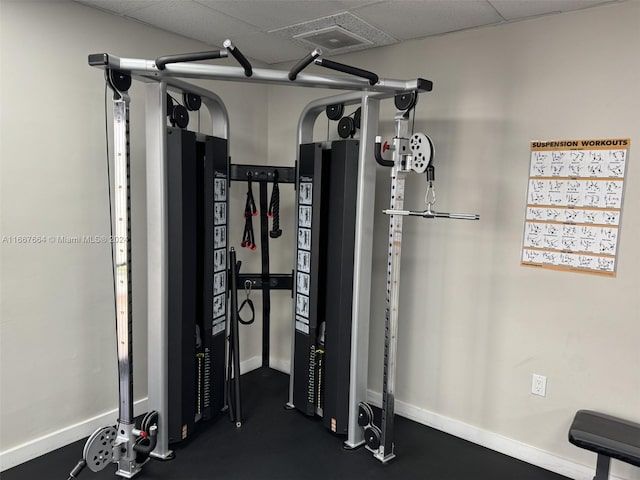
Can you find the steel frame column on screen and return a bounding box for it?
[290,91,381,447]
[145,81,172,460]
[146,80,229,459]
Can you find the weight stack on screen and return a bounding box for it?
[167,128,228,443]
[291,140,360,435]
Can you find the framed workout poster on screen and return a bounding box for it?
[521,138,630,277]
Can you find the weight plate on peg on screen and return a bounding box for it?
[338,116,355,139]
[171,104,189,129]
[183,92,202,111]
[394,91,417,111]
[326,103,344,121]
[409,133,434,174]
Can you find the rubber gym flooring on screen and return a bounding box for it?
[4,368,570,480]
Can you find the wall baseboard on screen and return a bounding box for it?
[4,363,626,480]
[366,390,630,480]
[0,398,148,472]
[239,355,263,375]
[0,357,263,471]
[269,357,290,375]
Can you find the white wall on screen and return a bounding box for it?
[0,0,267,464]
[267,2,640,479]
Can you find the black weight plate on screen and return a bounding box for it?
[326,103,344,121]
[364,425,382,450]
[338,116,355,139]
[183,92,202,111]
[354,107,361,129]
[394,91,417,111]
[171,104,189,129]
[166,94,174,117]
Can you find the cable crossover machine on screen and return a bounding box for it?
[70,40,479,479]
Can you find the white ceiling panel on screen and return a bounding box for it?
[195,0,377,30]
[489,0,614,21]
[75,0,162,14]
[353,0,504,41]
[125,1,257,46]
[227,31,310,64]
[73,0,620,64]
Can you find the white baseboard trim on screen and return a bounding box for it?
[366,390,628,480]
[240,355,263,374]
[0,397,148,472]
[1,356,261,472]
[268,357,290,375]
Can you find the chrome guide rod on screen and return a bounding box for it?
[112,90,142,479]
[113,96,134,426]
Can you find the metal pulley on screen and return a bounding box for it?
[409,133,434,174]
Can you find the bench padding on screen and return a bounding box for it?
[569,410,640,468]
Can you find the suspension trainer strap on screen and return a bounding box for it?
[242,173,258,250]
[268,170,282,238]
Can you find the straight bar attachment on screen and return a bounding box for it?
[382,209,480,220]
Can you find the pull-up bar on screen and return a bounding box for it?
[89,39,432,95]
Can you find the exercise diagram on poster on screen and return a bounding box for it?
[521,138,630,277]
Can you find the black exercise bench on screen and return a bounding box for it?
[569,410,640,479]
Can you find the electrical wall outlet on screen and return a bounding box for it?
[532,374,547,397]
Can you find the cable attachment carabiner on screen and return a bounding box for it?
[238,280,255,325]
[424,164,436,213]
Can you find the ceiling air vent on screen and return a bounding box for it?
[295,25,372,51]
[270,11,396,56]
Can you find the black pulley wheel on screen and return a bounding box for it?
[170,104,189,128]
[183,92,202,111]
[394,91,417,111]
[141,410,159,433]
[364,425,382,450]
[166,94,174,116]
[358,402,373,427]
[326,103,344,121]
[108,70,132,92]
[338,116,355,139]
[354,107,361,129]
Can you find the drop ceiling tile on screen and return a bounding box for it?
[489,0,612,20]
[228,31,310,64]
[353,0,504,41]
[125,1,258,46]
[74,0,162,14]
[195,1,373,30]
